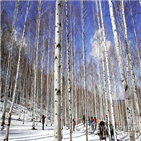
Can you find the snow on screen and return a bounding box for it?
[0,101,141,141]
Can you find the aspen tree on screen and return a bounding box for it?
[99,0,117,140]
[22,79,25,124]
[46,9,51,126]
[40,17,46,122]
[51,47,54,126]
[54,0,61,140]
[32,0,41,129]
[129,2,141,79]
[51,36,55,126]
[4,1,30,140]
[60,2,64,138]
[81,1,88,140]
[1,0,19,126]
[66,1,72,140]
[65,71,67,126]
[108,0,136,140]
[92,63,97,119]
[73,12,78,130]
[102,52,111,139]
[121,0,141,134]
[95,0,104,121]
[70,1,74,121]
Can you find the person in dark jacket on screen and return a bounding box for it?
[88,116,90,126]
[110,123,114,140]
[42,115,46,130]
[83,115,85,127]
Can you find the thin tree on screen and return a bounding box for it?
[129,2,141,80]
[95,0,103,121]
[66,1,72,140]
[54,0,61,140]
[1,0,19,126]
[99,0,117,140]
[121,0,141,134]
[60,1,64,138]
[32,0,41,130]
[46,8,51,126]
[81,1,88,140]
[108,0,135,140]
[4,1,30,140]
[73,11,78,130]
[40,16,46,122]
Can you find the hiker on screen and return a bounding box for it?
[90,117,94,131]
[105,115,108,126]
[94,117,97,131]
[73,119,75,131]
[83,115,85,127]
[42,115,46,130]
[99,121,107,141]
[110,123,114,140]
[88,116,90,126]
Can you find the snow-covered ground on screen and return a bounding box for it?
[0,100,141,141]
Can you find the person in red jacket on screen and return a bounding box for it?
[73,119,75,131]
[94,117,97,131]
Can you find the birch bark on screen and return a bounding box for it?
[81,1,88,140]
[73,15,78,130]
[40,19,46,122]
[1,0,19,126]
[4,1,30,139]
[32,0,41,129]
[99,0,117,140]
[108,0,135,140]
[54,0,61,140]
[121,0,141,134]
[102,52,111,139]
[66,1,72,140]
[70,2,74,121]
[129,2,141,79]
[60,3,64,138]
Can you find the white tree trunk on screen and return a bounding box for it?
[1,0,19,126]
[129,2,141,80]
[99,0,117,140]
[60,4,64,138]
[54,0,61,140]
[95,0,103,121]
[102,53,111,139]
[121,1,141,132]
[66,1,72,140]
[65,72,67,126]
[22,80,25,124]
[51,37,55,126]
[4,1,30,139]
[32,0,41,130]
[108,0,135,140]
[40,20,46,122]
[81,1,88,140]
[70,2,74,122]
[46,13,51,126]
[73,15,78,130]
